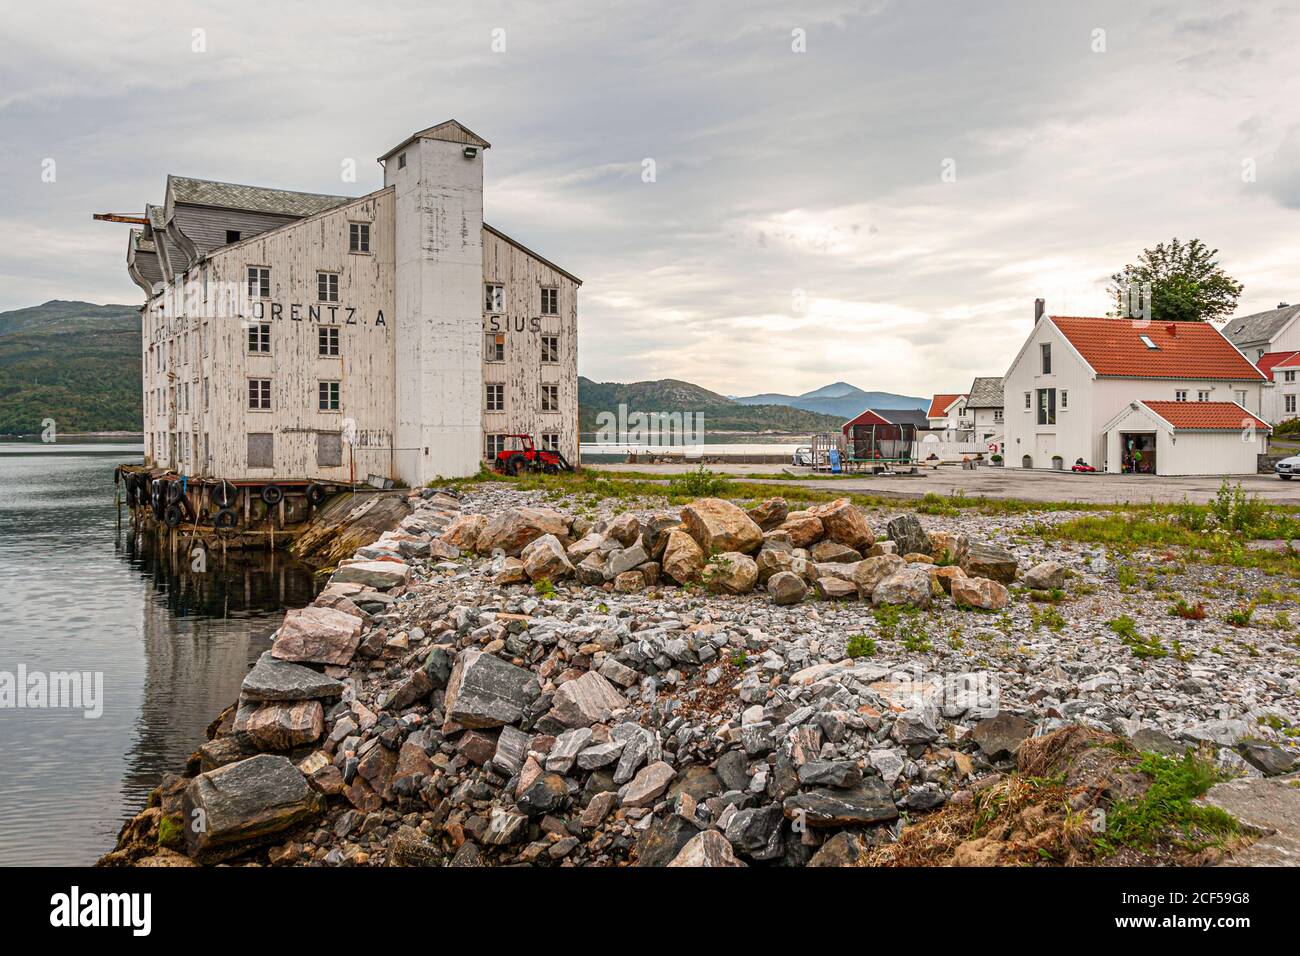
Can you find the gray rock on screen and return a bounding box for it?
[797,760,863,789]
[667,829,747,867]
[240,652,344,702]
[782,778,898,827]
[442,649,536,730]
[549,671,628,728]
[1023,560,1066,590]
[724,804,785,860]
[970,713,1034,760]
[767,570,808,606]
[886,514,931,557]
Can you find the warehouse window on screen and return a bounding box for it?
[317,271,339,302]
[247,322,271,353]
[349,222,370,253]
[248,378,271,410]
[397,151,407,170]
[541,384,559,412]
[1234,389,1247,406]
[247,266,270,299]
[541,335,559,363]
[485,434,506,460]
[319,326,340,357]
[485,383,504,412]
[226,229,241,244]
[318,381,340,411]
[485,333,505,362]
[247,432,274,469]
[541,287,559,315]
[542,433,560,451]
[317,432,342,467]
[485,284,504,313]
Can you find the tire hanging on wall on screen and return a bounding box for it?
[163,503,186,528]
[306,483,328,506]
[211,479,238,508]
[166,479,185,504]
[261,484,284,506]
[213,508,239,531]
[151,480,167,519]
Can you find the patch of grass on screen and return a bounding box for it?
[846,634,877,658]
[1167,597,1207,621]
[532,578,556,599]
[1031,605,1067,632]
[667,465,730,499]
[1098,751,1238,854]
[1108,614,1166,659]
[157,814,184,848]
[1224,605,1254,627]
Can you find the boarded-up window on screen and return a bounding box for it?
[248,432,274,469]
[317,432,342,467]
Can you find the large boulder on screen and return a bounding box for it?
[871,567,933,608]
[442,649,536,730]
[755,547,794,582]
[241,652,344,702]
[442,513,487,550]
[661,530,706,585]
[605,513,641,547]
[641,515,682,560]
[962,542,1018,584]
[767,570,808,605]
[851,554,906,597]
[182,754,325,863]
[810,498,875,551]
[681,498,764,554]
[1023,561,1066,590]
[550,671,628,728]
[951,575,1009,610]
[521,534,575,582]
[331,560,410,589]
[928,530,969,566]
[777,512,824,548]
[746,497,790,531]
[782,779,898,827]
[477,507,570,557]
[809,540,861,564]
[235,700,324,751]
[928,564,967,595]
[271,605,364,666]
[886,514,931,557]
[702,551,759,594]
[970,713,1034,760]
[668,829,746,867]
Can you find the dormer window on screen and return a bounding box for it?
[1139,334,1158,349]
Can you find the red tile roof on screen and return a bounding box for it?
[1050,316,1264,380]
[926,393,966,418]
[1142,400,1269,431]
[1258,350,1300,377]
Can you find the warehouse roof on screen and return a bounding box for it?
[166,175,352,217]
[1050,316,1264,381]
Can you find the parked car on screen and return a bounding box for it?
[1275,454,1300,480]
[792,446,813,466]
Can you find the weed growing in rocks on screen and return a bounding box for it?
[1167,597,1207,620]
[1097,751,1237,855]
[1031,606,1066,632]
[1223,605,1254,627]
[1108,614,1166,659]
[846,634,877,658]
[667,466,729,499]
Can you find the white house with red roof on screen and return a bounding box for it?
[925,392,971,439]
[1256,350,1300,424]
[1002,312,1268,475]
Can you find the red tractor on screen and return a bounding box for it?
[493,434,574,475]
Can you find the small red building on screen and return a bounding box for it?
[841,408,925,463]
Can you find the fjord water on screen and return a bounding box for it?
[0,440,318,865]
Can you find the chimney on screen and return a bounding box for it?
[1033,298,1045,324]
[1166,323,1177,336]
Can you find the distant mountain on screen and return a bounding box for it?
[0,300,141,435]
[579,377,845,434]
[733,381,928,419]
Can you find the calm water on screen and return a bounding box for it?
[0,441,319,865]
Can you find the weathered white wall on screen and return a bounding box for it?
[1103,407,1261,476]
[388,137,484,484]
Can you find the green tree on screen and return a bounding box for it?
[1108,238,1243,323]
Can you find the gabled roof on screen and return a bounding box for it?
[166,175,352,218]
[1049,316,1264,381]
[842,407,928,432]
[1257,350,1300,378]
[1220,305,1300,347]
[379,119,492,161]
[926,393,966,418]
[483,222,582,286]
[965,376,1004,408]
[1140,400,1269,432]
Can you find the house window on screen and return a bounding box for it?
[1287,395,1297,415]
[485,433,507,460]
[541,384,560,412]
[485,383,504,412]
[1139,334,1158,350]
[1234,390,1247,406]
[1036,388,1056,426]
[248,378,271,410]
[1285,371,1296,383]
[317,271,339,302]
[397,151,407,170]
[317,432,342,467]
[542,433,560,451]
[1197,390,1210,402]
[349,222,370,253]
[1060,390,1068,409]
[993,409,1004,423]
[318,381,340,411]
[540,287,559,316]
[1040,343,1052,374]
[247,432,274,469]
[1024,392,1031,410]
[485,333,505,362]
[247,322,271,353]
[485,284,504,313]
[226,229,241,244]
[319,326,340,356]
[541,335,559,363]
[1175,390,1187,402]
[247,266,270,299]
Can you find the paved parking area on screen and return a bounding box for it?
[587,461,1300,506]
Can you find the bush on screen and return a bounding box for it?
[846,634,877,658]
[1210,479,1267,535]
[1167,597,1207,620]
[668,466,729,499]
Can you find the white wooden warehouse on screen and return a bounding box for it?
[121,120,580,488]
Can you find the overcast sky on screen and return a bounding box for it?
[2,0,1298,398]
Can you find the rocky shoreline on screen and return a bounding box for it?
[100,483,1300,867]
